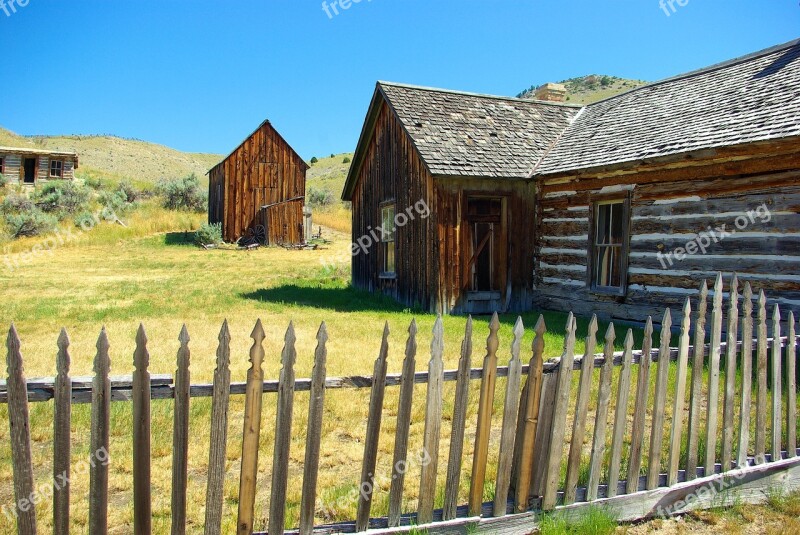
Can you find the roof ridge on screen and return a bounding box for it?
[585,37,800,107]
[377,81,584,108]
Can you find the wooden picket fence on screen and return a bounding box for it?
[2,273,800,534]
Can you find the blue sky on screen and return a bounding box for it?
[0,0,797,159]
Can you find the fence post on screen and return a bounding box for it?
[469,313,500,516]
[204,321,232,535]
[625,317,652,494]
[443,317,473,521]
[722,275,740,471]
[54,329,71,535]
[237,320,266,535]
[587,323,616,501]
[6,324,36,535]
[607,329,635,497]
[355,323,389,532]
[172,326,191,535]
[418,317,445,525]
[133,324,152,535]
[514,316,546,512]
[772,305,783,461]
[787,312,797,458]
[89,328,111,535]
[705,273,724,476]
[493,317,524,517]
[388,320,417,527]
[737,283,754,467]
[563,315,598,505]
[647,308,673,490]
[756,291,768,463]
[299,323,329,535]
[269,322,298,535]
[686,281,708,479]
[668,298,692,486]
[542,314,577,510]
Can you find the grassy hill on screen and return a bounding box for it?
[518,75,649,105]
[0,127,221,186]
[306,152,353,199]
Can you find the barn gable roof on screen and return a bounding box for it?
[209,119,309,176]
[342,82,580,199]
[535,38,800,176]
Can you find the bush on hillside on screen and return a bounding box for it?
[98,189,137,221]
[117,180,141,203]
[33,181,91,216]
[310,157,318,165]
[195,222,223,246]
[1,193,35,214]
[342,156,351,164]
[5,209,58,238]
[306,187,334,207]
[74,211,99,229]
[157,174,207,212]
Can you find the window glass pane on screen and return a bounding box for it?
[381,205,395,241]
[596,204,611,245]
[610,203,624,244]
[385,241,395,273]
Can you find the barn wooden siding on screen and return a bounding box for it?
[351,101,438,310]
[0,152,77,183]
[208,122,307,243]
[533,138,800,323]
[350,102,538,314]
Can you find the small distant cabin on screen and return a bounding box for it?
[0,146,79,185]
[208,120,308,244]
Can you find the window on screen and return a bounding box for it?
[590,199,630,293]
[0,157,4,175]
[381,203,396,275]
[50,159,63,178]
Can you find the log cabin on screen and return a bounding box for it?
[208,120,308,244]
[0,146,79,185]
[343,39,800,321]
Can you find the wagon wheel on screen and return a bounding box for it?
[254,225,267,244]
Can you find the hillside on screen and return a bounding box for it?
[518,75,649,105]
[306,152,353,200]
[0,127,221,186]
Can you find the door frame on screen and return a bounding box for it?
[461,192,509,300]
[22,157,37,185]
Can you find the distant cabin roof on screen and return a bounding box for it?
[535,38,800,176]
[0,146,78,158]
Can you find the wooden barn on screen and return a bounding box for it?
[0,146,79,185]
[208,120,308,244]
[344,39,800,320]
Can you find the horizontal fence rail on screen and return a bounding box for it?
[2,273,799,535]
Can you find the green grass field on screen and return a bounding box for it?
[0,198,795,534]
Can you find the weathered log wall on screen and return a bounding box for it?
[533,140,800,322]
[0,152,77,184]
[208,121,307,243]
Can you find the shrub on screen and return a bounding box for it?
[82,175,104,190]
[73,211,98,229]
[117,180,140,203]
[342,156,351,164]
[0,173,7,188]
[34,180,91,216]
[5,209,58,238]
[98,189,136,220]
[157,174,207,212]
[195,222,223,246]
[1,193,35,214]
[310,157,318,165]
[306,187,334,207]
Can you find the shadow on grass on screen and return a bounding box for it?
[163,231,196,246]
[242,284,420,314]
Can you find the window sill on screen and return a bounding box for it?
[379,273,397,280]
[589,286,627,298]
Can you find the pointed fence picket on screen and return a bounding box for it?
[2,274,799,535]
